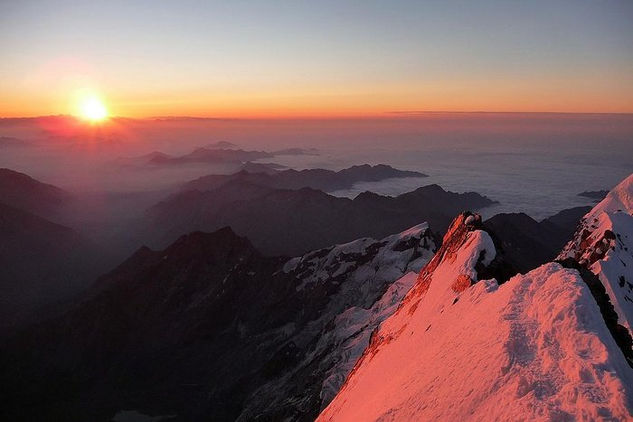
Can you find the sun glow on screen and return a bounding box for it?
[78,96,108,122]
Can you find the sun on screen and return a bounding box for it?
[78,96,108,122]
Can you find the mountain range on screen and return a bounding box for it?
[182,164,426,193]
[145,180,495,255]
[1,224,436,421]
[131,146,319,167]
[1,165,630,421]
[0,165,486,328]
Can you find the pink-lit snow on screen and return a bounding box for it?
[319,206,633,421]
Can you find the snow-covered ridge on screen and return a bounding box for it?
[284,223,437,406]
[319,263,633,422]
[318,208,633,421]
[399,212,493,317]
[559,173,633,345]
[587,174,633,217]
[237,223,437,419]
[284,222,432,293]
[317,271,419,406]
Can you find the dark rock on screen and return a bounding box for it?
[578,190,609,201]
[145,181,495,256]
[484,207,589,276]
[182,163,427,193]
[0,224,435,421]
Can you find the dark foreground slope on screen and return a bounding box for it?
[1,224,435,421]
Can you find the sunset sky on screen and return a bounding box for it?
[1,0,632,118]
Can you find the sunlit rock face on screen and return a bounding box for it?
[319,204,633,422]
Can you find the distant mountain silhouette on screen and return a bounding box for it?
[578,189,609,201]
[146,147,272,165]
[484,206,590,275]
[205,140,238,149]
[183,164,427,192]
[134,146,319,166]
[0,169,109,328]
[0,168,70,218]
[272,147,319,156]
[239,161,287,174]
[0,202,97,328]
[146,180,495,255]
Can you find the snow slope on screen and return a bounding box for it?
[559,174,633,339]
[236,222,436,420]
[317,271,419,405]
[284,222,432,294]
[318,213,633,421]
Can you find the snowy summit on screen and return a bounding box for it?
[319,176,633,421]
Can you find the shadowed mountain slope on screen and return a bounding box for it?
[1,224,436,421]
[146,180,495,255]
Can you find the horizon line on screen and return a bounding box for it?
[2,110,633,121]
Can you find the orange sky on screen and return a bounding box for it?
[3,78,632,119]
[1,1,632,118]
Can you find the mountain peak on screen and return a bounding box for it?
[413,183,445,193]
[319,183,633,421]
[398,212,493,317]
[559,172,633,346]
[163,226,256,257]
[321,267,632,422]
[591,173,633,216]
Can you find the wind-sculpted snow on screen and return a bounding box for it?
[319,212,633,421]
[560,174,633,344]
